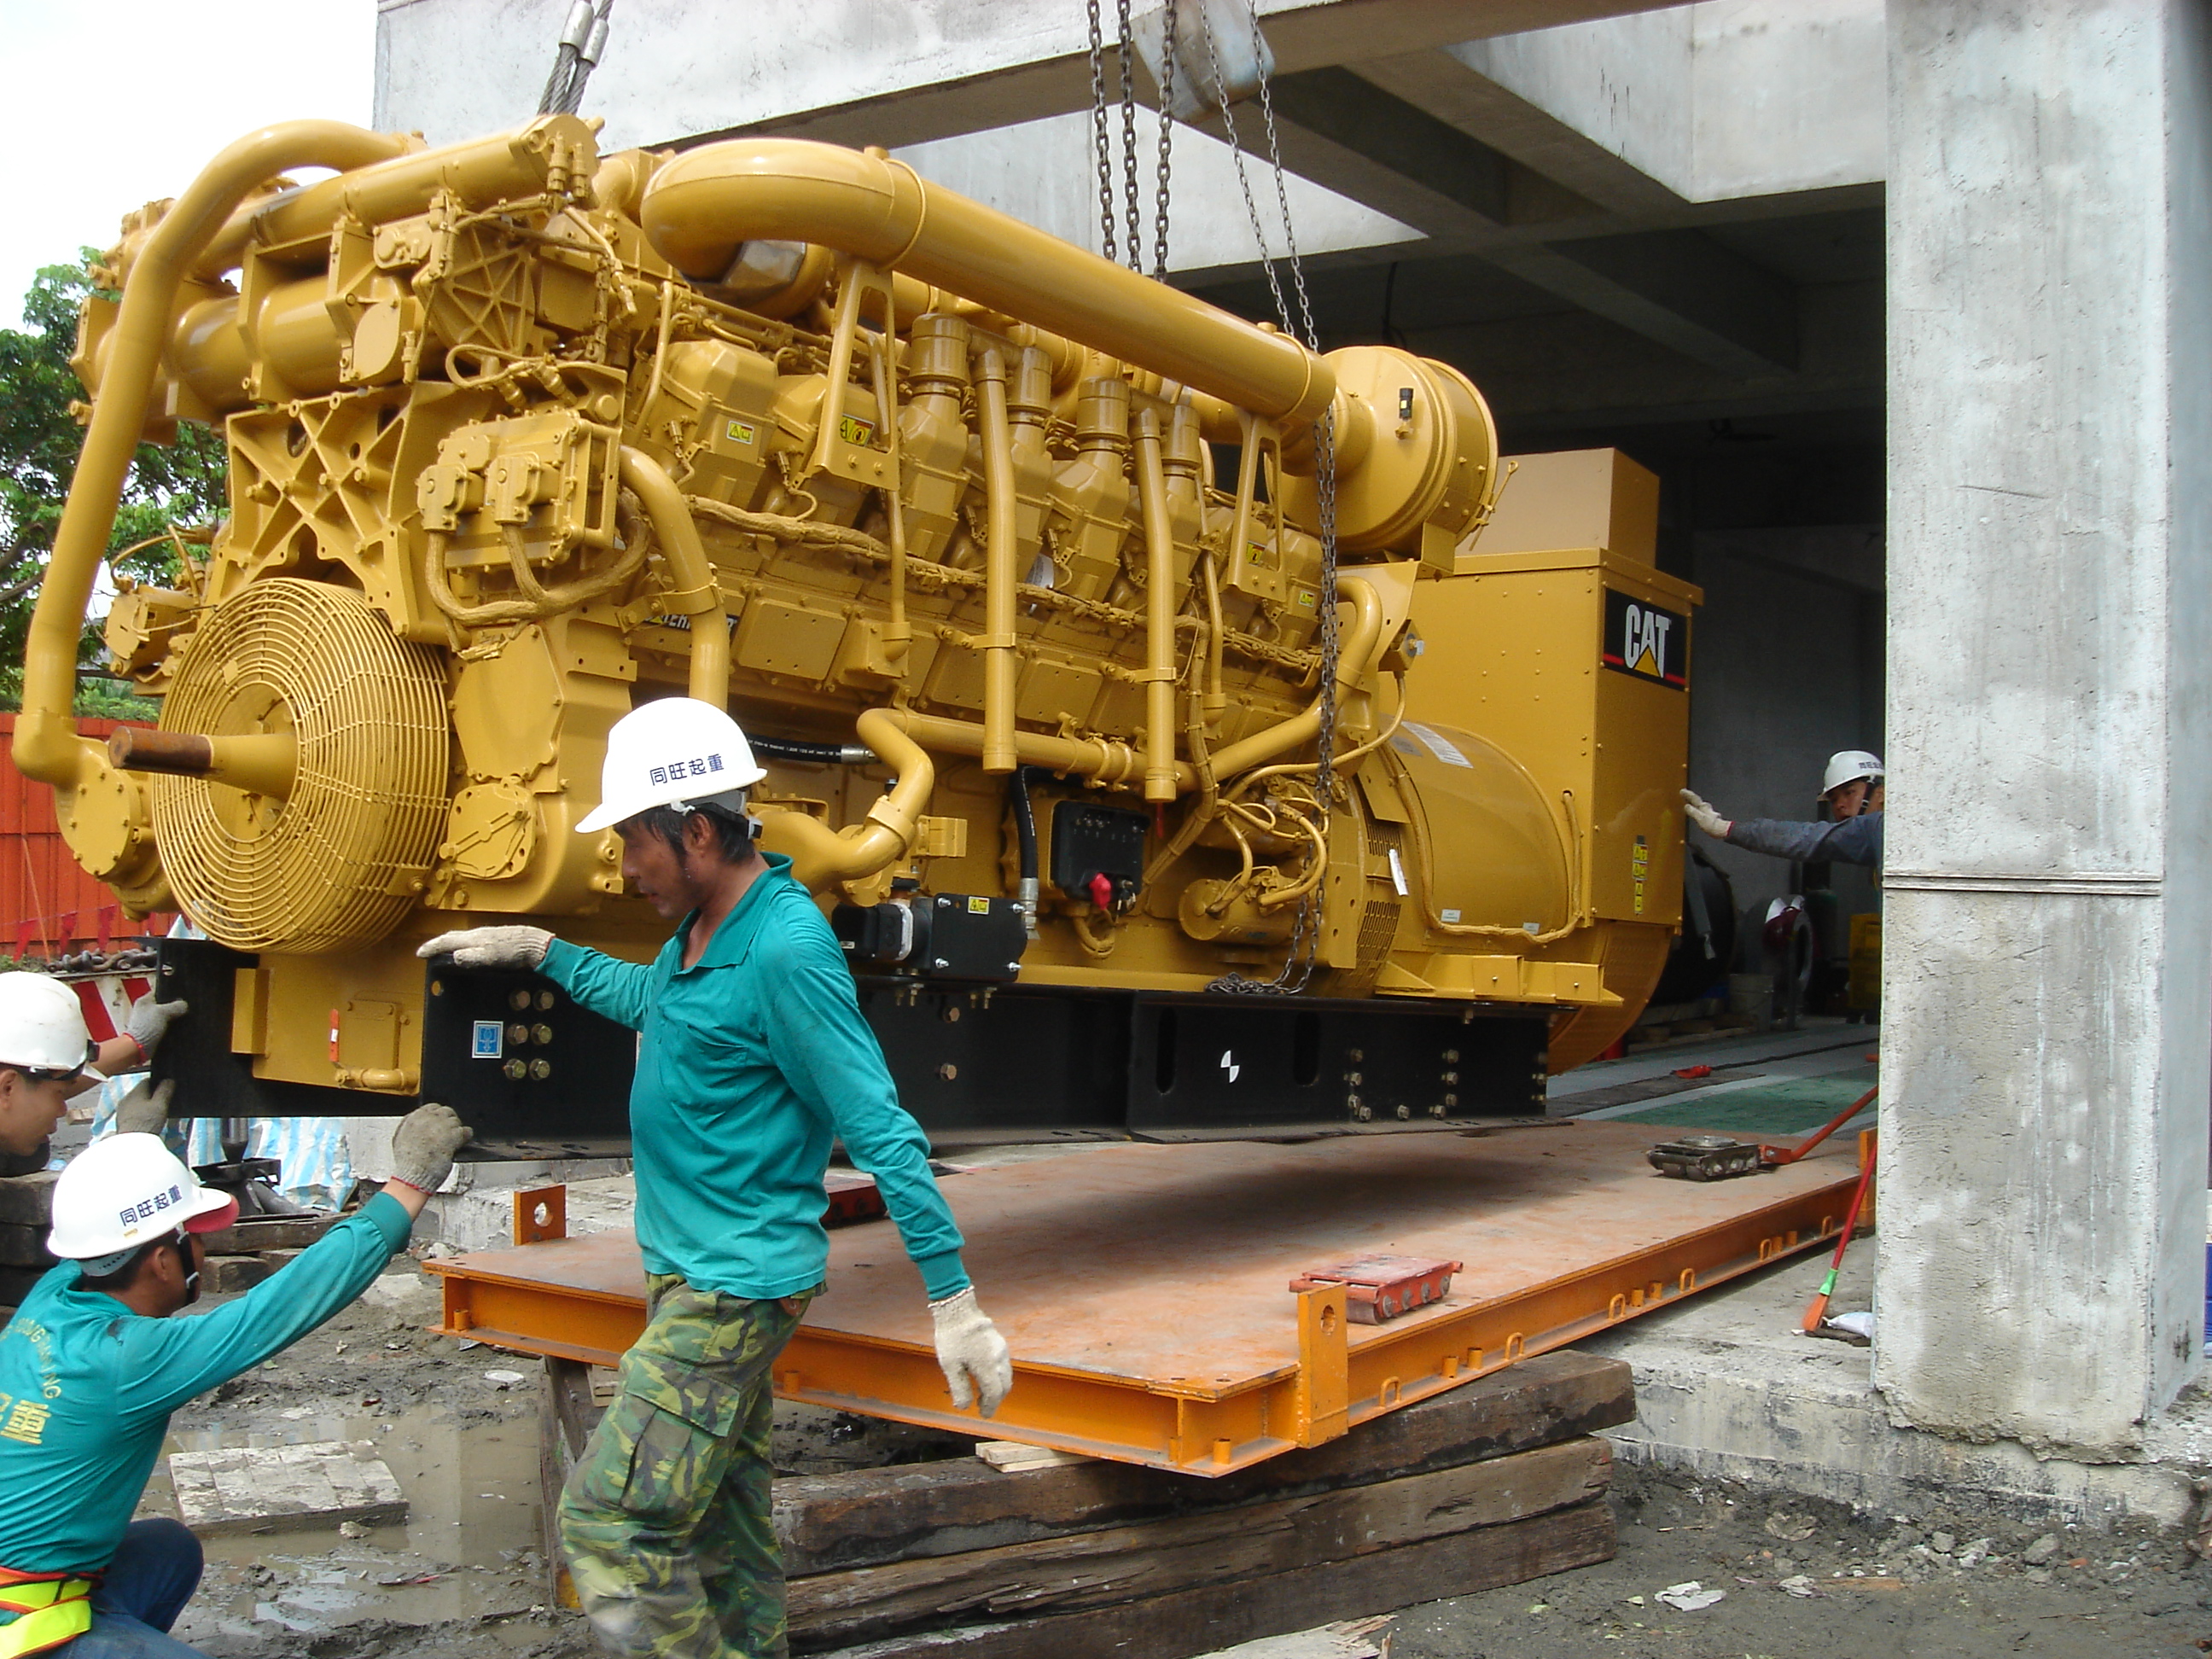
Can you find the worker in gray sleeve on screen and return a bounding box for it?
[1681,749,1884,870]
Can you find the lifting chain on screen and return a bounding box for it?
[1087,2,1120,265]
[1088,0,1178,276]
[1116,0,1143,271]
[1152,0,1178,278]
[1197,0,1340,997]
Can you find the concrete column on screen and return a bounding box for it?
[1879,0,2212,1450]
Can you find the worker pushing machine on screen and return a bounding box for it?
[422,697,1013,1659]
[1680,749,1886,870]
[0,976,471,1659]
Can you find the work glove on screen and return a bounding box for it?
[387,1102,473,1194]
[112,1077,176,1138]
[929,1286,1013,1417]
[124,997,188,1064]
[416,926,554,969]
[1679,789,1732,840]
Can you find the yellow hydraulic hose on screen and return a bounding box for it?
[17,120,411,791]
[638,139,1336,428]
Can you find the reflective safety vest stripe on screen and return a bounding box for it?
[0,1575,96,1658]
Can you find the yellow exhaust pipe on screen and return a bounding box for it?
[639,138,1336,429]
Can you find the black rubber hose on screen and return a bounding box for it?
[1009,766,1040,886]
[751,734,870,765]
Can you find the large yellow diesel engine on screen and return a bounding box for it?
[23,115,1697,1147]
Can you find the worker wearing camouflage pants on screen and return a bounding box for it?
[558,1276,812,1656]
[423,700,1014,1659]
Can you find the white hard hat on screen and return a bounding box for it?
[0,973,96,1075]
[576,697,765,834]
[1822,750,1884,795]
[47,1132,236,1261]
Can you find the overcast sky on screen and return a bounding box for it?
[0,0,375,329]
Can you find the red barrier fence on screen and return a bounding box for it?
[0,714,176,957]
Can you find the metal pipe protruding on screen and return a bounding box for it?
[618,447,730,709]
[1131,409,1181,806]
[18,120,412,794]
[108,727,299,800]
[974,348,1020,776]
[638,138,1336,428]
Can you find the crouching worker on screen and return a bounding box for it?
[0,1101,471,1656]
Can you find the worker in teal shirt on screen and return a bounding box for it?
[422,697,1011,1659]
[0,1100,469,1658]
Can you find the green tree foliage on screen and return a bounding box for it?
[0,253,225,702]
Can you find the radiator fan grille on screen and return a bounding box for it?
[153,579,449,953]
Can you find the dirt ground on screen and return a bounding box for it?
[143,1262,2211,1659]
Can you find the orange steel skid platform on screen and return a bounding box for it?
[428,1121,1864,1476]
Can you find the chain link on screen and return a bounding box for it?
[1116,0,1144,272]
[1087,0,1119,265]
[1151,0,1179,279]
[1191,1,1341,996]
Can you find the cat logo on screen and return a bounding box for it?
[1602,589,1689,690]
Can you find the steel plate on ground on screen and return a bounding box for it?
[428,1120,1862,1475]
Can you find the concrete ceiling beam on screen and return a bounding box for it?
[1485,230,1801,378]
[1348,46,1687,218]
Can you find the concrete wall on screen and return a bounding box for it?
[1460,0,1886,202]
[1878,0,2212,1452]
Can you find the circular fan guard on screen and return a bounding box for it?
[152,579,449,953]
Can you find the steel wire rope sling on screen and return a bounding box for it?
[537,0,614,117]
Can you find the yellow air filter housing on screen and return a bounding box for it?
[152,580,449,953]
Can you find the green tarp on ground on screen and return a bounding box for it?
[1609,1066,1877,1134]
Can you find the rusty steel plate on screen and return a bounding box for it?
[428,1120,1863,1476]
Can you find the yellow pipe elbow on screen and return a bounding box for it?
[618,447,729,707]
[18,119,410,792]
[759,707,934,893]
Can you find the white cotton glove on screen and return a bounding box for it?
[387,1102,474,1193]
[125,997,188,1062]
[1679,789,1732,840]
[929,1287,1012,1417]
[416,927,554,969]
[112,1077,175,1137]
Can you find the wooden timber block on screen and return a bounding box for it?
[777,1349,1632,1576]
[0,1222,55,1271]
[200,1255,275,1295]
[799,1494,1614,1659]
[0,1264,51,1314]
[197,1215,341,1254]
[0,1173,57,1226]
[789,1435,1610,1651]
